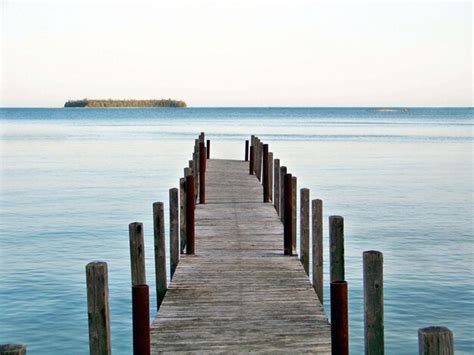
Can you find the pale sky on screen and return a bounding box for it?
[1,0,472,107]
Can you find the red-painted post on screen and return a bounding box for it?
[331,281,349,355]
[132,284,150,355]
[186,175,195,254]
[283,173,293,255]
[199,142,206,204]
[263,144,269,202]
[249,146,255,175]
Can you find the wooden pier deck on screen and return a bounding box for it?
[150,159,331,353]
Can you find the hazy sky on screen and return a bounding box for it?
[1,0,472,107]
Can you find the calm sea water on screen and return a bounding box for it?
[1,108,473,354]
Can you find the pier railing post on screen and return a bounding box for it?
[330,216,345,282]
[364,250,384,355]
[283,173,293,255]
[153,202,167,310]
[280,166,287,223]
[170,188,179,279]
[312,199,323,304]
[245,140,249,161]
[179,177,186,253]
[291,176,297,254]
[199,142,206,204]
[186,175,196,254]
[0,344,27,355]
[269,152,273,203]
[206,139,210,159]
[331,281,349,355]
[257,141,263,181]
[274,159,280,215]
[263,144,269,202]
[132,284,150,355]
[418,327,453,355]
[249,146,255,175]
[300,188,310,276]
[86,261,111,355]
[129,222,146,286]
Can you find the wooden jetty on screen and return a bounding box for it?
[150,159,331,352]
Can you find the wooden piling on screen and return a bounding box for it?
[0,345,26,355]
[280,166,287,223]
[312,199,323,304]
[330,215,345,282]
[199,142,206,204]
[253,139,258,174]
[331,281,349,355]
[257,141,263,181]
[291,176,297,255]
[283,173,293,256]
[300,188,310,276]
[263,144,269,202]
[85,261,111,355]
[186,175,195,254]
[170,188,179,279]
[179,178,186,253]
[418,327,453,355]
[364,250,384,355]
[193,152,198,202]
[129,222,146,286]
[249,146,255,175]
[206,139,210,159]
[245,140,249,161]
[274,158,280,215]
[132,284,150,355]
[153,202,167,310]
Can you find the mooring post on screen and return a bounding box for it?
[284,173,293,255]
[331,281,349,355]
[186,174,195,254]
[206,139,210,159]
[253,138,258,173]
[257,141,263,181]
[129,222,146,286]
[249,146,255,175]
[364,250,384,355]
[418,327,453,355]
[132,284,150,355]
[153,202,167,310]
[280,166,287,223]
[199,142,206,204]
[330,215,345,282]
[263,144,269,202]
[193,151,199,202]
[85,261,111,355]
[291,176,297,255]
[245,140,249,161]
[179,177,186,254]
[269,152,273,202]
[300,188,310,276]
[0,344,27,355]
[312,199,323,304]
[274,158,280,215]
[170,188,179,279]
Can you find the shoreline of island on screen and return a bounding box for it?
[64,99,187,108]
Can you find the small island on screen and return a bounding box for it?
[64,98,187,108]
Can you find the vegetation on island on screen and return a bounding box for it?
[64,99,187,108]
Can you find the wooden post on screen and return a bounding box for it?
[291,176,297,255]
[283,173,293,256]
[418,327,453,355]
[280,166,287,223]
[257,141,263,181]
[170,188,179,279]
[193,152,198,202]
[330,215,345,282]
[364,250,384,355]
[199,142,206,204]
[129,222,146,286]
[312,199,323,304]
[0,344,27,355]
[206,139,210,159]
[263,144,269,202]
[179,177,186,253]
[252,139,258,173]
[153,202,167,310]
[249,146,255,175]
[274,159,280,215]
[132,284,150,355]
[245,140,249,161]
[186,175,195,254]
[269,152,273,203]
[86,261,111,355]
[331,281,349,355]
[300,188,310,276]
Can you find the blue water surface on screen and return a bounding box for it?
[1,107,473,354]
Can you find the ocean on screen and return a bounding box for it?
[0,107,472,353]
